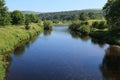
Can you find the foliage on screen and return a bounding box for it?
[69,21,91,35]
[80,25,91,35]
[0,0,11,26]
[103,0,120,30]
[92,21,107,29]
[39,9,103,21]
[11,10,25,25]
[79,12,89,21]
[0,23,43,53]
[25,14,39,23]
[43,21,53,30]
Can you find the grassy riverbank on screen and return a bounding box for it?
[0,23,43,80]
[0,23,43,53]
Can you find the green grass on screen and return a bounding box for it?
[0,23,43,53]
[0,23,43,80]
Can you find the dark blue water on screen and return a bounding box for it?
[6,26,112,80]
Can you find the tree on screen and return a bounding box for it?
[11,10,25,25]
[79,12,89,21]
[0,0,11,26]
[103,0,120,30]
[43,21,53,30]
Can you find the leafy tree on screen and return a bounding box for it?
[79,12,89,21]
[25,14,39,23]
[43,21,53,30]
[11,10,25,25]
[103,0,120,30]
[0,0,11,26]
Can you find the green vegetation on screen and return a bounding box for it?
[69,20,106,35]
[0,23,43,53]
[69,0,120,45]
[90,0,120,45]
[39,9,104,21]
[11,10,25,25]
[0,0,11,26]
[103,0,120,31]
[43,21,53,30]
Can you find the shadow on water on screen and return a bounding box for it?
[69,30,90,42]
[13,35,39,57]
[43,29,52,36]
[91,38,106,48]
[100,45,120,80]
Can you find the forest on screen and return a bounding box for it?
[38,9,104,21]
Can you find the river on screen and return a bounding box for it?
[6,26,120,80]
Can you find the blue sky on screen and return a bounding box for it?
[5,0,107,12]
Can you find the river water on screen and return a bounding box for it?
[6,26,120,80]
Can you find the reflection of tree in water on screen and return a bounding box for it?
[14,44,26,56]
[100,45,120,80]
[43,29,52,36]
[14,35,39,57]
[91,38,105,48]
[69,30,90,41]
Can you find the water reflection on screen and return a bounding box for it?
[14,44,26,57]
[91,38,106,48]
[69,30,90,41]
[100,45,120,80]
[13,35,39,57]
[43,29,52,36]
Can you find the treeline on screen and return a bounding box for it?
[38,9,104,21]
[69,20,107,35]
[0,0,40,27]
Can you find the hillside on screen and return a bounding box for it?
[38,9,103,20]
[22,11,41,14]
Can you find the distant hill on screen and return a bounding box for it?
[38,9,103,20]
[22,11,41,14]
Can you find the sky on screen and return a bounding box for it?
[5,0,107,12]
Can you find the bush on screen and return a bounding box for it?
[69,21,91,35]
[92,21,107,29]
[43,21,53,30]
[80,25,90,35]
[69,22,80,31]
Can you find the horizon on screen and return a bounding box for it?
[6,0,107,12]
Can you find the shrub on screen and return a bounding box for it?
[43,21,53,30]
[92,21,107,29]
[80,25,91,35]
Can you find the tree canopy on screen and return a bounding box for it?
[103,0,120,30]
[11,10,25,25]
[0,0,11,26]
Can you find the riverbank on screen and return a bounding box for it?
[0,23,43,53]
[0,23,43,80]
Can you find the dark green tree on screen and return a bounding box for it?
[103,0,120,30]
[0,0,11,26]
[25,14,39,23]
[79,12,89,21]
[11,10,25,25]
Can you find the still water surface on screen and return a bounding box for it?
[6,26,120,80]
